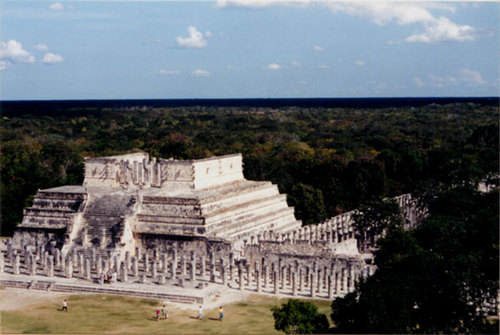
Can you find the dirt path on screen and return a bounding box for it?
[0,286,254,311]
[0,288,77,311]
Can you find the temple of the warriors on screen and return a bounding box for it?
[2,153,422,303]
[12,152,301,255]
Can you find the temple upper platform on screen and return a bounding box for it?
[83,152,244,191]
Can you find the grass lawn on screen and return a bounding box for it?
[0,293,333,334]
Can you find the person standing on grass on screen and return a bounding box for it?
[197,305,203,320]
[62,299,68,312]
[156,309,161,321]
[161,305,168,320]
[219,306,223,321]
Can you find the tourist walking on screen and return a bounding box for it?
[161,305,168,320]
[197,305,203,320]
[219,306,223,321]
[156,309,161,321]
[62,299,68,312]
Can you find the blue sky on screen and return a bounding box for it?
[0,1,498,100]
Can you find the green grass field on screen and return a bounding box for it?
[0,293,333,334]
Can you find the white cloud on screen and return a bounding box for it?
[33,44,49,52]
[413,77,424,87]
[159,69,180,75]
[0,40,36,67]
[0,61,7,71]
[406,16,479,43]
[318,65,329,69]
[42,52,64,64]
[313,45,324,52]
[266,63,281,70]
[191,69,210,77]
[291,61,300,67]
[216,1,480,44]
[458,68,486,85]
[49,2,64,11]
[426,68,486,87]
[176,26,208,49]
[205,31,213,38]
[354,60,364,66]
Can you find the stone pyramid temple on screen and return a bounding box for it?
[14,152,301,256]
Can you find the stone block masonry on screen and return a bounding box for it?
[6,153,426,302]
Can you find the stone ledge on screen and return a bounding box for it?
[0,278,203,304]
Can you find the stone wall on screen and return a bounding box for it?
[83,152,244,191]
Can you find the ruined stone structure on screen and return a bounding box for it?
[3,153,424,303]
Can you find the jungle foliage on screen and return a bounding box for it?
[272,299,329,334]
[1,102,498,235]
[331,186,499,334]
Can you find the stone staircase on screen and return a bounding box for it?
[18,189,86,229]
[134,179,300,243]
[70,193,138,253]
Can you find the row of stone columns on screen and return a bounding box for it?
[246,212,355,248]
[0,245,364,299]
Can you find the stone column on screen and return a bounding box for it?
[200,255,206,277]
[328,275,333,299]
[209,257,216,283]
[82,227,89,246]
[180,256,187,276]
[100,227,107,249]
[61,254,66,273]
[29,254,36,275]
[78,254,84,275]
[125,251,131,271]
[340,268,345,292]
[135,246,142,260]
[238,266,243,291]
[316,269,322,294]
[162,254,168,274]
[256,269,261,293]
[0,252,6,273]
[273,271,279,294]
[189,259,196,281]
[152,260,158,278]
[292,271,297,296]
[158,275,166,285]
[228,252,234,280]
[84,258,91,280]
[334,271,339,295]
[103,259,109,274]
[66,258,73,278]
[246,264,251,286]
[42,251,49,269]
[310,273,316,298]
[54,249,61,269]
[132,257,139,277]
[143,253,149,272]
[121,261,128,282]
[298,268,303,292]
[221,265,227,286]
[47,256,54,277]
[96,255,103,276]
[13,253,20,275]
[263,265,268,288]
[170,260,176,279]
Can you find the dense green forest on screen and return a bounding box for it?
[1,102,498,235]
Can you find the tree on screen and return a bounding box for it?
[272,299,329,334]
[352,199,403,251]
[331,187,499,334]
[287,183,327,225]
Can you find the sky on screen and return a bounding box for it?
[0,0,498,100]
